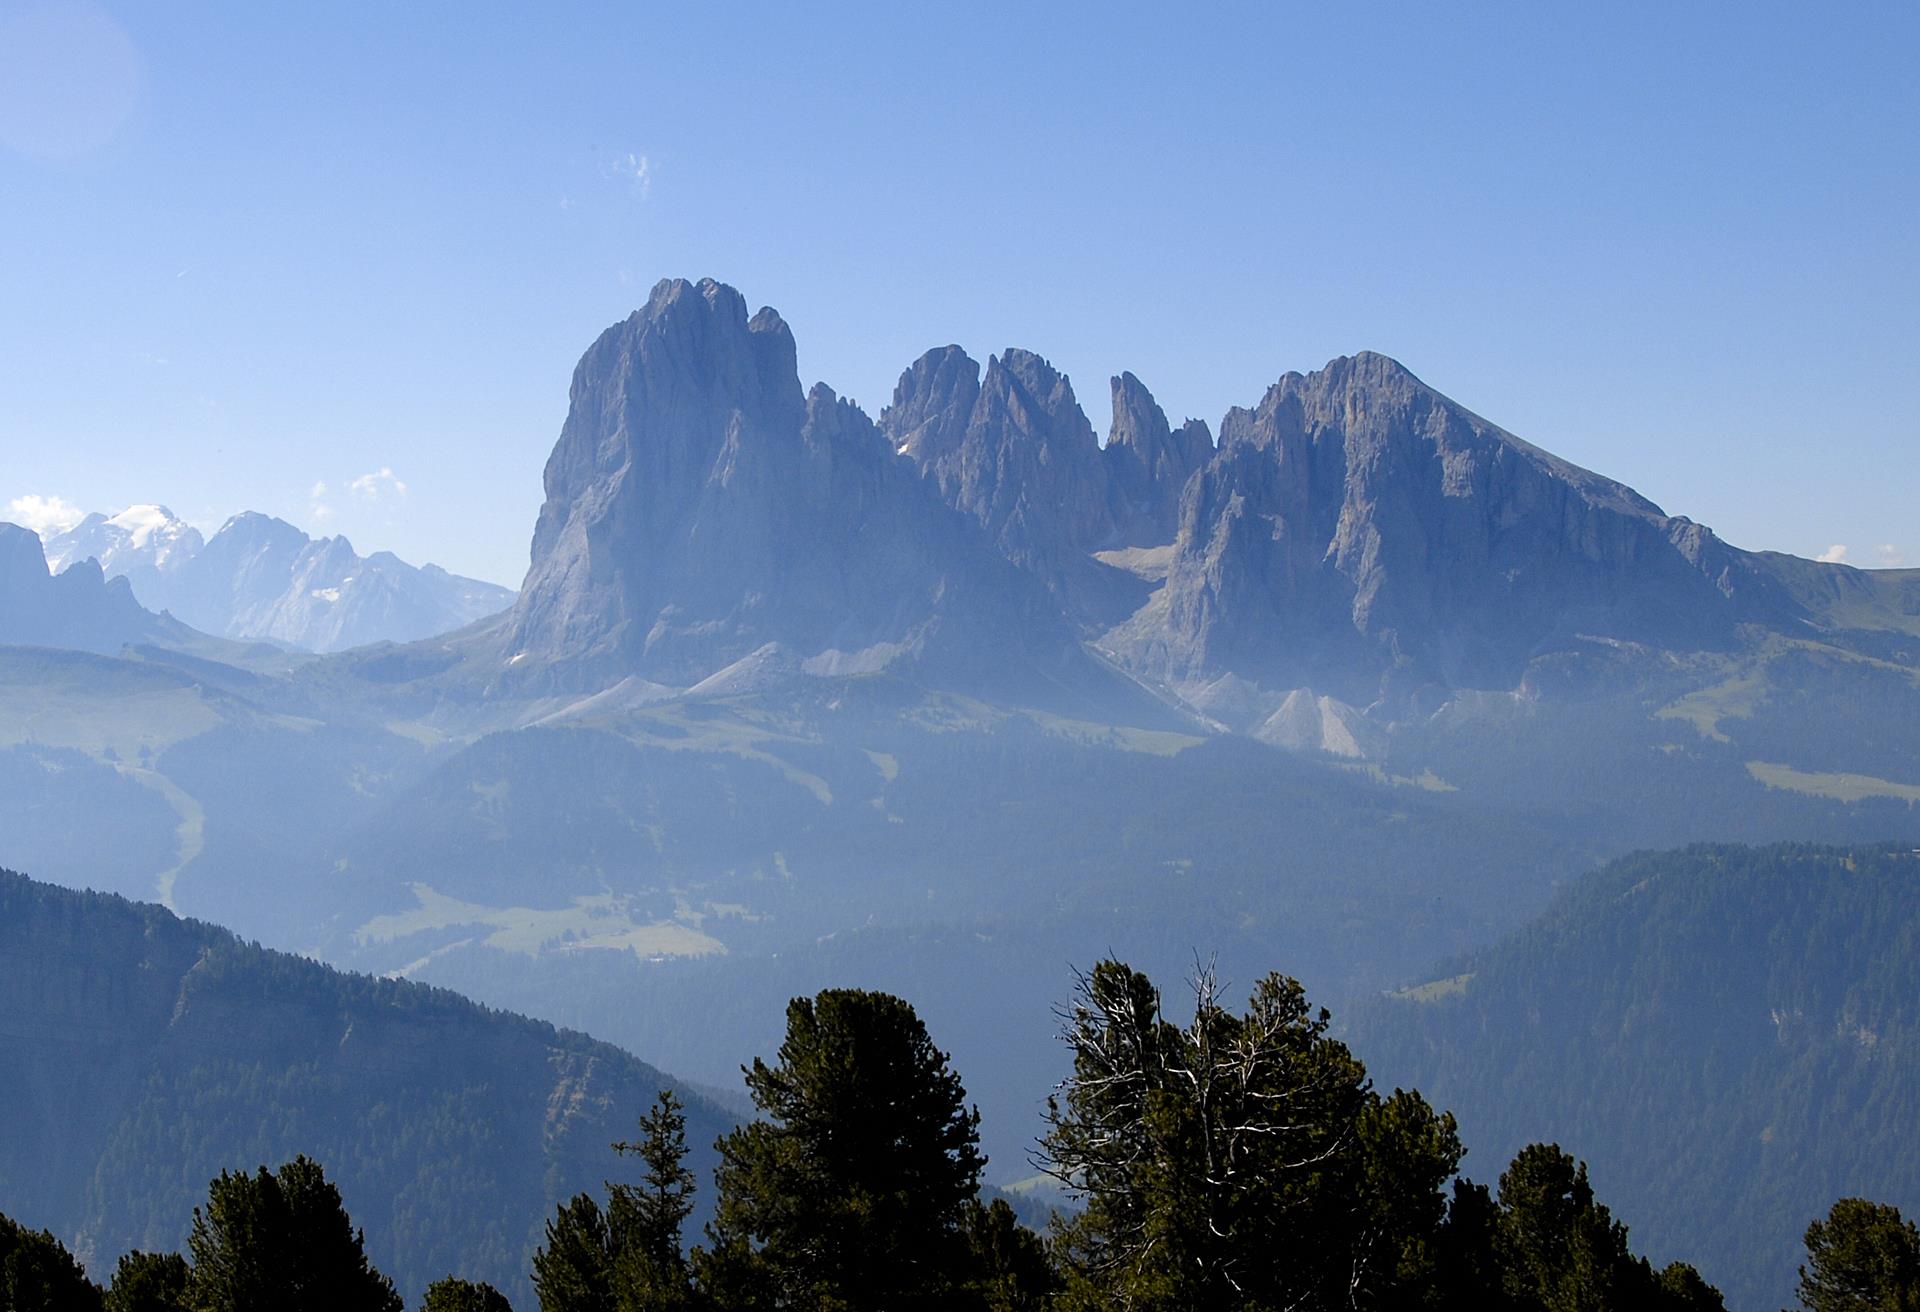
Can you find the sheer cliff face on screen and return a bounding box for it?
[1102,371,1213,549]
[500,279,1113,700]
[505,278,805,678]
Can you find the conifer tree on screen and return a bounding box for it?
[184,1155,402,1312]
[534,1090,702,1312]
[531,1195,614,1312]
[1796,1199,1920,1312]
[104,1251,189,1312]
[421,1276,514,1312]
[1042,960,1450,1309]
[704,988,986,1309]
[608,1091,697,1310]
[0,1212,103,1311]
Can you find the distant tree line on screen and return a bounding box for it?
[3,960,1914,1311]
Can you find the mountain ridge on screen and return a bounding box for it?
[472,278,1918,733]
[1349,840,1920,1311]
[0,866,731,1307]
[39,506,513,653]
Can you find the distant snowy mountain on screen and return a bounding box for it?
[40,506,513,653]
[41,505,206,600]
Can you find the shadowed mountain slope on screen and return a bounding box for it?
[0,868,730,1307]
[0,524,198,655]
[1350,841,1920,1312]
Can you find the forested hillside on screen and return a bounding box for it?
[1351,841,1920,1310]
[0,870,730,1306]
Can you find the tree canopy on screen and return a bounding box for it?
[1796,1198,1920,1312]
[184,1155,402,1312]
[19,955,1913,1312]
[702,988,987,1308]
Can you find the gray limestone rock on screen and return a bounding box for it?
[882,345,1144,625]
[498,278,1141,713]
[1104,351,1804,705]
[1101,371,1213,548]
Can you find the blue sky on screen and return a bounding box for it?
[1,0,1914,586]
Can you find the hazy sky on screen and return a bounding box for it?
[1,1,1914,586]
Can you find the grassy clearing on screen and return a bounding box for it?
[1391,972,1475,1003]
[0,682,223,759]
[355,882,728,959]
[1338,763,1458,792]
[1021,708,1206,757]
[1747,761,1920,804]
[1656,669,1768,742]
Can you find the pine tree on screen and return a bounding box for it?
[1796,1199,1920,1312]
[609,1091,697,1310]
[534,1089,702,1312]
[421,1276,514,1312]
[184,1155,402,1312]
[704,988,986,1309]
[0,1211,103,1311]
[1041,960,1445,1310]
[531,1195,613,1312]
[961,1199,1058,1312]
[104,1251,189,1312]
[1434,1143,1724,1312]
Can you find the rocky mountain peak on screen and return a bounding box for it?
[32,505,510,654]
[42,505,204,579]
[0,522,50,595]
[879,346,980,461]
[496,280,1139,709]
[0,521,175,653]
[1103,372,1213,547]
[1105,351,1805,710]
[972,349,1098,463]
[882,345,1148,623]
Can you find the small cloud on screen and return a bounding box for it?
[5,493,85,535]
[608,151,652,199]
[310,481,328,499]
[349,467,409,501]
[1816,544,1849,564]
[558,194,574,211]
[1877,544,1907,568]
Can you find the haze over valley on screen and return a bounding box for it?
[3,274,1917,1306]
[3,7,1917,1305]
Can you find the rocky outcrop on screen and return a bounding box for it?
[1101,371,1213,547]
[0,523,179,653]
[881,347,1148,624]
[450,280,1911,728]
[881,345,979,463]
[499,279,1139,712]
